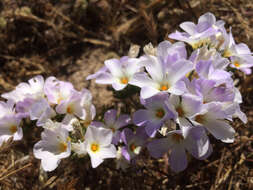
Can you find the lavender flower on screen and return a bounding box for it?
[130,41,193,99]
[147,126,211,172]
[121,127,148,162]
[133,93,175,137]
[169,12,224,49]
[87,56,141,91]
[93,109,131,144]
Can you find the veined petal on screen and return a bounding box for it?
[95,73,114,84]
[86,126,113,146]
[140,86,160,99]
[41,152,60,172]
[112,82,127,91]
[90,155,104,168]
[204,119,235,143]
[182,94,202,117]
[167,60,194,85]
[104,59,123,77]
[179,22,196,35]
[96,144,117,159]
[130,72,159,89]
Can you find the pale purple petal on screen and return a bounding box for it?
[140,86,160,99]
[179,22,196,35]
[147,138,170,158]
[204,119,235,143]
[169,146,188,173]
[115,114,131,128]
[133,109,150,126]
[104,109,117,126]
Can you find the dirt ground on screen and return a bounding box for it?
[0,0,252,189]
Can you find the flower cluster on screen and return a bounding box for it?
[87,12,249,172]
[0,76,116,171]
[0,12,250,173]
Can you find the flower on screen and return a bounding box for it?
[92,109,131,144]
[169,94,202,128]
[2,75,45,103]
[147,126,211,172]
[121,127,148,161]
[169,12,224,49]
[0,100,22,146]
[56,88,96,128]
[85,125,117,168]
[130,41,193,99]
[44,76,74,105]
[0,115,22,146]
[87,56,141,91]
[33,121,71,171]
[133,93,175,137]
[220,29,253,74]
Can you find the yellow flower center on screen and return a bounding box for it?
[9,125,17,134]
[176,106,184,117]
[233,61,240,68]
[155,109,165,118]
[59,142,68,152]
[160,84,169,91]
[172,133,184,143]
[120,77,128,84]
[91,143,99,152]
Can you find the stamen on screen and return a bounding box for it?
[160,84,169,91]
[120,77,128,84]
[91,143,99,152]
[233,61,240,67]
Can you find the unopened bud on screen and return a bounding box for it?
[143,42,157,56]
[128,44,140,58]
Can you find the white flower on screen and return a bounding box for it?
[44,76,74,105]
[0,115,22,146]
[85,125,116,168]
[33,122,71,171]
[2,75,45,103]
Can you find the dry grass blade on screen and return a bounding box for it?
[0,163,32,181]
